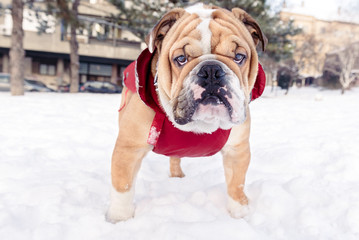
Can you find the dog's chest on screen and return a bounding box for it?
[149,111,231,158]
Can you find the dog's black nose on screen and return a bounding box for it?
[197,64,226,87]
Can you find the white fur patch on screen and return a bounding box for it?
[185,3,215,18]
[192,104,231,129]
[106,186,135,223]
[135,60,140,93]
[197,18,212,54]
[186,3,213,55]
[227,197,250,218]
[148,34,155,53]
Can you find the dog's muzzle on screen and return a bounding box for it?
[173,59,247,129]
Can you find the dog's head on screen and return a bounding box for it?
[146,3,266,133]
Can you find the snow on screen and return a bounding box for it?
[0,87,359,240]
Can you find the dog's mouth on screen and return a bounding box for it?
[201,94,233,112]
[173,91,234,125]
[202,95,223,105]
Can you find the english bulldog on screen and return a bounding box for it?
[106,3,266,222]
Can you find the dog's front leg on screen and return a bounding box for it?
[106,143,150,223]
[221,110,251,218]
[106,94,154,223]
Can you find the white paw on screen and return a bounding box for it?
[227,197,250,219]
[106,186,135,223]
[106,203,135,223]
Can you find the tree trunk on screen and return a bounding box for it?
[69,24,79,93]
[340,72,351,95]
[10,0,25,96]
[69,0,80,93]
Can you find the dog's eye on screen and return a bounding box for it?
[234,53,246,65]
[174,55,188,66]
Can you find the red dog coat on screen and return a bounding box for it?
[121,49,266,158]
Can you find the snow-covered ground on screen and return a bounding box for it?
[0,87,358,240]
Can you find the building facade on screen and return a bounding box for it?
[0,0,143,90]
[280,8,359,80]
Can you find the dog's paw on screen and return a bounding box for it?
[170,171,185,178]
[106,203,135,223]
[106,186,135,223]
[227,197,250,219]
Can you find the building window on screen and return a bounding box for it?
[79,62,88,74]
[39,64,47,74]
[39,63,56,75]
[0,74,10,83]
[89,63,112,77]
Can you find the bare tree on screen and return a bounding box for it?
[337,43,359,94]
[47,0,80,93]
[322,10,359,94]
[67,0,80,93]
[323,43,359,94]
[10,0,25,96]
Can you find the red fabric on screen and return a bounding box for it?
[123,61,137,93]
[154,116,231,157]
[251,63,266,101]
[122,48,266,158]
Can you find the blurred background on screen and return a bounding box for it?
[1,2,359,238]
[0,0,358,95]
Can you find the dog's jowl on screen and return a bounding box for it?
[106,3,266,222]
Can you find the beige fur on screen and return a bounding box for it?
[107,4,266,222]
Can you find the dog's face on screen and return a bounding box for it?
[147,4,266,133]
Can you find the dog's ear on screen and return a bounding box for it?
[231,8,267,51]
[146,8,186,53]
